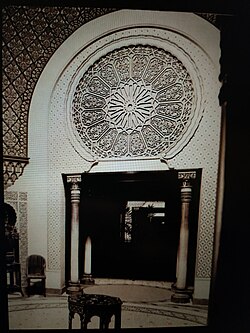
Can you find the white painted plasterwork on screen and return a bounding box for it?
[22,9,220,298]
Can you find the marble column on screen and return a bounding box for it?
[67,174,83,294]
[172,171,196,303]
[81,236,94,285]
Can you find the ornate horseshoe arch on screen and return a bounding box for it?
[43,10,220,302]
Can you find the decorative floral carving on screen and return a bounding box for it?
[71,45,195,159]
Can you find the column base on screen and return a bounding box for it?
[171,284,193,304]
[66,281,84,296]
[171,292,191,303]
[80,274,95,285]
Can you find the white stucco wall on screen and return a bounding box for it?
[7,10,221,299]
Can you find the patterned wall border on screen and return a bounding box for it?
[2,6,116,160]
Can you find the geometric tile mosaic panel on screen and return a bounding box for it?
[2,6,116,158]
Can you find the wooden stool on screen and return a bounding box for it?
[68,293,122,329]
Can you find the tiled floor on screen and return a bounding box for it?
[8,282,208,329]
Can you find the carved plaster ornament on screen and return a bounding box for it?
[71,45,196,160]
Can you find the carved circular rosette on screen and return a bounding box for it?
[70,45,198,160]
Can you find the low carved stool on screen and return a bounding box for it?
[68,293,122,329]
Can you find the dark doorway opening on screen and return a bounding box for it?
[65,169,202,284]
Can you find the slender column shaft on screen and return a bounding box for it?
[176,193,191,288]
[67,175,81,284]
[176,178,192,290]
[84,236,91,275]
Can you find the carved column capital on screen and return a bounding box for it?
[67,174,81,202]
[178,171,196,180]
[178,171,196,203]
[67,174,81,185]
